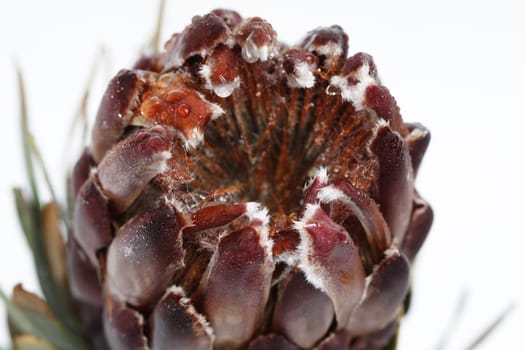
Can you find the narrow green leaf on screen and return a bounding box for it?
[0,290,90,350]
[12,188,34,252]
[30,142,70,231]
[16,68,39,209]
[465,303,515,350]
[435,291,468,350]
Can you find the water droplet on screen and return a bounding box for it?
[325,84,341,96]
[213,83,236,98]
[165,89,186,103]
[177,103,191,118]
[242,33,260,63]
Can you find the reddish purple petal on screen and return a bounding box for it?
[76,301,109,350]
[183,203,253,251]
[235,17,279,63]
[200,45,241,97]
[198,205,273,348]
[150,286,214,350]
[328,53,378,109]
[66,236,102,306]
[295,204,366,329]
[272,271,334,348]
[318,181,392,263]
[71,149,94,197]
[248,334,299,350]
[314,331,351,350]
[103,298,148,350]
[73,177,112,266]
[211,9,243,28]
[364,85,404,132]
[185,203,247,235]
[164,13,231,69]
[97,126,171,214]
[349,320,399,350]
[347,250,409,335]
[282,48,318,88]
[299,168,329,217]
[405,122,431,176]
[341,53,377,79]
[401,194,433,261]
[107,202,186,306]
[91,69,142,162]
[370,122,413,244]
[300,25,348,71]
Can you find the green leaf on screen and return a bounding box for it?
[12,188,34,252]
[0,290,90,350]
[465,303,515,350]
[30,141,70,232]
[17,68,39,209]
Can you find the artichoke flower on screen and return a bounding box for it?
[6,8,433,350]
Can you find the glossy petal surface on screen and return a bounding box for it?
[370,123,413,244]
[103,299,148,350]
[272,271,334,348]
[107,203,185,306]
[347,250,409,334]
[150,286,213,350]
[97,126,171,214]
[91,70,141,162]
[199,212,273,348]
[248,334,299,350]
[295,204,365,328]
[73,178,112,266]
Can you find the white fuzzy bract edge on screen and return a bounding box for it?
[145,150,172,177]
[287,62,316,88]
[180,129,204,149]
[312,41,343,57]
[303,167,329,191]
[162,285,215,341]
[245,202,274,260]
[199,64,241,98]
[330,63,377,109]
[317,185,345,203]
[367,119,391,151]
[293,203,329,293]
[199,63,212,87]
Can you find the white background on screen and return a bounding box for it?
[1,1,524,349]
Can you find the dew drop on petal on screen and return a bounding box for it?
[242,33,260,63]
[177,104,191,118]
[165,89,186,103]
[325,84,341,96]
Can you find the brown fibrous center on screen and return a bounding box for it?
[181,56,379,225]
